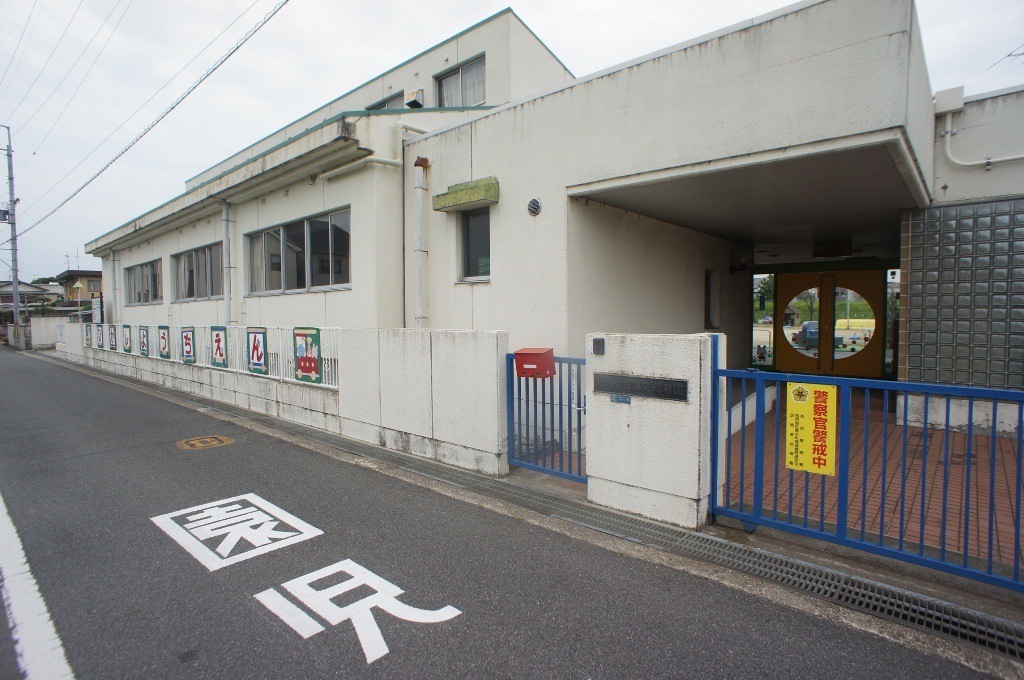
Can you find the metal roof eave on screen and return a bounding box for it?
[87,134,367,256]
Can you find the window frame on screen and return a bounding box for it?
[367,91,404,110]
[460,208,490,282]
[87,279,101,293]
[436,56,485,107]
[704,269,720,329]
[173,242,224,302]
[124,259,163,306]
[246,208,352,296]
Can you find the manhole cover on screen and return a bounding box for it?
[176,435,235,450]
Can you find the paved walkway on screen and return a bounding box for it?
[723,392,1023,575]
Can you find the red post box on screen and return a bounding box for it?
[514,347,556,379]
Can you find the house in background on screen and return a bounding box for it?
[0,280,58,306]
[56,269,103,303]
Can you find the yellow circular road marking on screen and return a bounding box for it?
[176,435,235,450]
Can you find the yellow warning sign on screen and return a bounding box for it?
[176,435,235,451]
[785,383,837,476]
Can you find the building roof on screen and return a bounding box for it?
[0,280,49,293]
[55,269,102,283]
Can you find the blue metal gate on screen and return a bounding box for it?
[506,354,587,483]
[711,355,1024,592]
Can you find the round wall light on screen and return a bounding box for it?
[527,198,541,216]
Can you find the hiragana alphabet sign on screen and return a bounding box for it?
[158,326,171,359]
[247,327,269,375]
[182,327,196,365]
[211,326,228,368]
[139,326,150,357]
[122,324,132,353]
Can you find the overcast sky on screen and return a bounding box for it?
[1,0,1022,281]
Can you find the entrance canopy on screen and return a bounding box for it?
[569,130,928,263]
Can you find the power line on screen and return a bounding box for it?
[20,0,260,176]
[3,0,292,247]
[16,0,134,133]
[0,0,50,111]
[4,0,88,123]
[988,41,1024,70]
[0,0,42,96]
[18,0,135,173]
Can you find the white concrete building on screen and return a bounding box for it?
[86,0,1024,388]
[87,8,572,334]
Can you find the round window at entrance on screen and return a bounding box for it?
[833,286,877,361]
[783,287,821,357]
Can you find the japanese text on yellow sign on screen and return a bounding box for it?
[785,383,837,476]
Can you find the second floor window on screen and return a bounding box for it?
[87,280,101,292]
[368,92,404,110]
[437,58,485,107]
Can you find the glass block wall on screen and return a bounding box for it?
[900,197,1024,389]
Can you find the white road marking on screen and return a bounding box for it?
[254,589,325,639]
[0,489,75,679]
[257,559,461,663]
[151,493,323,571]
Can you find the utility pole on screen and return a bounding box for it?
[1,124,19,330]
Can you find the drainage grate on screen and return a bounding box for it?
[302,431,1024,661]
[47,357,1024,661]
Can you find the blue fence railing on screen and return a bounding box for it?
[506,355,587,483]
[711,367,1024,593]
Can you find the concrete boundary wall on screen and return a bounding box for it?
[57,324,511,475]
[338,329,510,475]
[585,332,724,529]
[27,317,60,349]
[57,323,339,434]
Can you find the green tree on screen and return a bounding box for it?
[796,288,817,322]
[754,274,775,302]
[31,276,58,284]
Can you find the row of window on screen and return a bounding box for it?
[123,206,491,305]
[368,58,485,110]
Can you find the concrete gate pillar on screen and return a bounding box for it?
[585,333,725,529]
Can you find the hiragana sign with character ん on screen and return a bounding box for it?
[247,327,269,375]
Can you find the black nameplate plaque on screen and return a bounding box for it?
[593,373,688,402]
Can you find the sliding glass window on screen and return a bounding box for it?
[174,243,223,301]
[124,259,162,305]
[248,209,351,294]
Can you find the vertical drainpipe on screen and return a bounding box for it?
[221,200,232,325]
[413,157,430,328]
[109,249,117,324]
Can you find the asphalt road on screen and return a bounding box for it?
[0,347,993,678]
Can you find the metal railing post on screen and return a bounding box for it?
[753,375,766,521]
[506,353,515,464]
[709,334,720,517]
[836,383,852,540]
